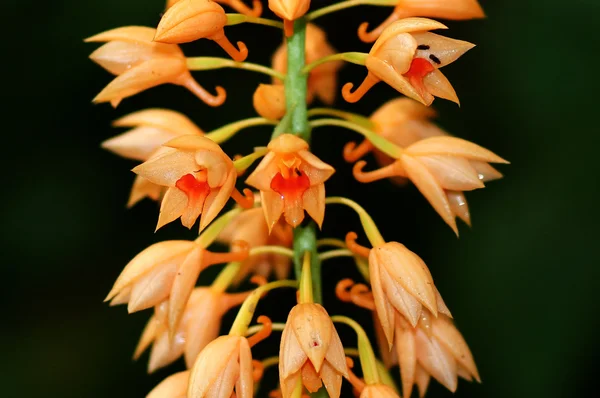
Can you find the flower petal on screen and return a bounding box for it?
[395,324,417,398]
[260,190,285,232]
[415,329,458,392]
[148,329,186,373]
[105,241,195,301]
[102,126,178,162]
[188,336,240,397]
[433,316,480,382]
[113,108,203,135]
[406,136,509,163]
[147,371,189,398]
[302,184,325,228]
[290,304,332,373]
[133,150,197,186]
[279,319,308,379]
[93,57,186,104]
[447,191,471,226]
[412,32,475,68]
[128,262,178,313]
[168,246,204,333]
[320,361,343,398]
[401,154,457,234]
[417,155,483,191]
[369,255,397,347]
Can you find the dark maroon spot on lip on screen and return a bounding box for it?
[418,45,430,50]
[429,54,442,65]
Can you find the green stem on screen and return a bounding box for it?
[306,0,396,21]
[319,249,354,262]
[245,323,286,336]
[325,197,385,247]
[331,316,380,385]
[293,224,322,304]
[285,18,309,140]
[308,108,374,129]
[299,251,313,303]
[302,52,368,75]
[344,348,399,393]
[186,57,285,80]
[211,261,242,293]
[226,13,284,29]
[233,147,268,173]
[249,245,295,258]
[229,280,298,336]
[310,118,403,159]
[206,117,278,144]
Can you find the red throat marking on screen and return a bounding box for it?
[175,173,210,209]
[404,58,435,97]
[270,169,310,201]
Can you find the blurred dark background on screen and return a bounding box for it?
[3,0,599,397]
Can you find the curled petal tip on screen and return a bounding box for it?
[357,22,379,43]
[183,77,227,107]
[342,73,379,103]
[250,0,263,17]
[212,34,248,62]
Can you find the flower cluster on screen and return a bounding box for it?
[90,0,505,397]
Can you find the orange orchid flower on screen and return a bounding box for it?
[358,0,485,43]
[102,109,204,207]
[187,335,255,397]
[343,18,474,106]
[86,26,225,107]
[133,135,253,231]
[253,84,287,120]
[132,287,256,371]
[272,24,342,105]
[104,240,248,334]
[155,0,248,62]
[394,313,480,397]
[352,136,508,233]
[279,303,348,397]
[246,134,335,230]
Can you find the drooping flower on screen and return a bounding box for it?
[358,0,485,43]
[147,370,189,398]
[279,303,348,398]
[272,24,342,105]
[342,18,475,105]
[133,287,254,371]
[105,240,248,334]
[155,0,248,62]
[253,84,287,120]
[133,135,241,231]
[86,26,225,107]
[394,313,480,397]
[102,109,204,207]
[367,239,452,346]
[246,134,335,230]
[188,335,254,397]
[268,0,311,36]
[218,207,293,282]
[167,0,263,17]
[352,136,508,233]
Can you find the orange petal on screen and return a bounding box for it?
[371,18,448,55]
[113,108,204,135]
[417,155,483,191]
[406,136,509,163]
[365,56,426,105]
[395,323,417,398]
[422,69,460,105]
[412,32,475,68]
[236,337,254,398]
[148,329,186,373]
[155,0,227,43]
[156,187,188,230]
[188,335,240,397]
[102,126,178,162]
[401,154,457,234]
[369,255,396,347]
[128,176,163,208]
[93,57,187,104]
[447,191,471,226]
[105,241,195,301]
[302,184,325,229]
[471,160,503,182]
[279,317,308,379]
[168,247,204,334]
[415,330,458,392]
[133,316,158,360]
[199,170,236,231]
[128,262,178,313]
[399,0,485,21]
[415,364,431,398]
[133,150,197,187]
[260,190,285,232]
[433,316,480,382]
[320,361,343,398]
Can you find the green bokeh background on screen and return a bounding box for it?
[3,0,599,397]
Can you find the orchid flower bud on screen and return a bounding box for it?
[155,0,248,62]
[253,84,287,120]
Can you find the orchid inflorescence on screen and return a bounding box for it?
[90,0,506,397]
